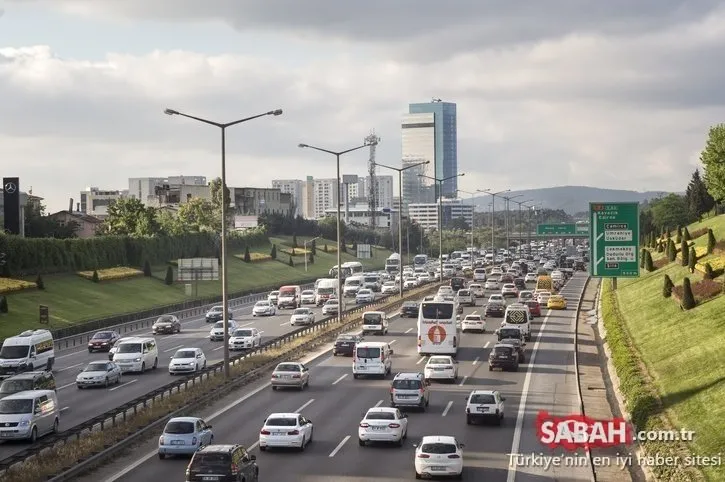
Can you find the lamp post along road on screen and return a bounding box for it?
[458,189,487,261]
[514,199,533,245]
[502,194,522,249]
[164,107,283,378]
[419,173,465,280]
[480,189,509,251]
[299,140,377,322]
[374,160,429,297]
[304,236,320,272]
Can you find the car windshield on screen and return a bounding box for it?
[293,309,308,315]
[302,291,314,295]
[255,301,269,307]
[0,379,32,394]
[502,338,521,346]
[84,362,108,371]
[0,399,32,414]
[326,300,338,305]
[392,379,421,390]
[92,332,113,339]
[429,357,450,365]
[421,443,457,454]
[279,289,296,296]
[117,343,142,354]
[358,289,371,294]
[164,420,196,434]
[403,302,417,307]
[366,411,395,420]
[458,290,470,296]
[266,417,297,426]
[0,345,30,359]
[470,393,496,404]
[336,336,355,342]
[174,350,197,359]
[363,313,381,323]
[209,306,222,312]
[318,287,334,294]
[233,330,253,337]
[156,316,174,323]
[346,280,361,286]
[270,292,279,296]
[276,364,300,372]
[213,322,225,329]
[356,347,380,358]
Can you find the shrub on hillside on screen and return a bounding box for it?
[292,234,298,249]
[308,253,314,264]
[662,274,674,298]
[143,260,152,277]
[270,244,277,260]
[688,247,696,273]
[91,270,99,283]
[683,227,691,241]
[1,263,10,278]
[680,239,689,266]
[243,246,251,263]
[311,239,317,255]
[645,251,655,272]
[79,267,143,281]
[667,239,676,262]
[707,229,716,254]
[676,225,682,239]
[656,241,664,253]
[164,266,173,285]
[715,240,725,255]
[640,249,646,268]
[288,256,294,267]
[722,275,725,294]
[324,244,329,253]
[672,278,720,304]
[681,278,696,309]
[291,248,296,256]
[0,278,37,294]
[35,274,45,290]
[0,296,7,313]
[653,257,669,270]
[704,263,714,280]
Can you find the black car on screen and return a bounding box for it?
[497,327,524,343]
[400,302,419,318]
[450,277,466,291]
[485,304,505,318]
[333,334,362,356]
[500,338,526,363]
[513,277,526,291]
[153,315,181,334]
[88,331,120,352]
[489,344,519,371]
[205,306,233,323]
[0,371,56,397]
[186,445,258,482]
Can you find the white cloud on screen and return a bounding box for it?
[1,2,725,211]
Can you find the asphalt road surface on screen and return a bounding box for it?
[84,273,592,482]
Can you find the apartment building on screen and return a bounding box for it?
[79,187,128,218]
[408,199,473,230]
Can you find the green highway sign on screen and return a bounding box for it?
[589,202,640,278]
[537,224,589,236]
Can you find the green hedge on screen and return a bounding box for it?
[0,228,269,276]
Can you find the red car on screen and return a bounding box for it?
[525,300,541,317]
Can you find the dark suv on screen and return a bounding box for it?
[488,344,519,372]
[0,371,56,397]
[186,444,258,482]
[400,301,419,318]
[450,277,466,291]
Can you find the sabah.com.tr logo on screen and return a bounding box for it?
[536,412,694,450]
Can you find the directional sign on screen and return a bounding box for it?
[537,224,589,236]
[589,202,640,278]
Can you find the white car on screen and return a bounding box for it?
[465,389,505,425]
[484,279,499,290]
[356,289,375,304]
[524,273,537,282]
[322,299,341,316]
[358,407,408,446]
[455,289,475,307]
[259,412,313,451]
[461,314,486,333]
[252,300,276,317]
[290,308,315,326]
[424,356,458,382]
[490,267,503,276]
[76,361,122,388]
[403,279,417,290]
[414,435,464,479]
[209,320,238,341]
[468,283,484,298]
[487,294,506,306]
[168,348,206,374]
[537,292,551,306]
[417,273,431,283]
[381,281,398,294]
[437,286,454,297]
[301,290,316,305]
[518,290,534,302]
[501,284,518,297]
[267,291,279,304]
[228,328,262,351]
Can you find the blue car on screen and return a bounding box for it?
[158,417,214,459]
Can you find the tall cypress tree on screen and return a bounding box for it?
[685,169,716,221]
[680,239,689,266]
[681,277,696,310]
[688,247,697,273]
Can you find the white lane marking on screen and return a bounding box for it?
[329,435,350,457]
[280,321,290,326]
[472,356,480,365]
[416,357,426,365]
[389,339,397,345]
[60,406,69,412]
[374,399,383,407]
[238,322,255,328]
[458,376,468,386]
[442,401,453,417]
[109,379,138,391]
[484,341,490,348]
[163,344,183,353]
[213,345,224,351]
[247,441,260,451]
[295,399,315,413]
[57,362,83,372]
[57,382,76,391]
[405,328,413,334]
[332,374,347,385]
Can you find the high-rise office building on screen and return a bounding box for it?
[271,179,305,216]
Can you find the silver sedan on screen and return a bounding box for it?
[271,362,310,391]
[76,361,122,388]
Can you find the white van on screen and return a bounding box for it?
[343,275,365,297]
[315,278,338,306]
[0,389,60,442]
[473,268,487,281]
[277,285,302,309]
[0,329,55,374]
[112,337,159,373]
[501,305,532,341]
[361,311,388,335]
[353,342,393,379]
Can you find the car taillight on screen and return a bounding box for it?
[292,374,301,378]
[288,430,299,435]
[359,423,370,428]
[260,429,270,435]
[448,454,460,459]
[388,423,400,428]
[159,436,164,444]
[418,453,430,458]
[192,436,197,445]
[231,463,239,475]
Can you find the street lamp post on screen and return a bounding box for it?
[418,173,465,281]
[373,160,429,297]
[303,236,320,272]
[501,194,523,249]
[512,199,533,246]
[299,140,377,324]
[458,189,487,261]
[479,189,510,252]
[164,107,283,378]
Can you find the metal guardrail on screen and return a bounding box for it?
[0,281,441,480]
[51,282,315,352]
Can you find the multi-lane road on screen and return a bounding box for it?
[83,272,591,482]
[0,293,350,460]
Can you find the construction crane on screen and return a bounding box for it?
[365,131,381,230]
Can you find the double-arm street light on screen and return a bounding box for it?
[479,189,510,251]
[299,140,377,323]
[374,160,430,297]
[418,173,465,280]
[511,199,534,245]
[164,107,283,378]
[303,236,320,272]
[457,189,488,261]
[501,194,523,249]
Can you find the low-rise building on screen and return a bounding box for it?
[408,199,473,230]
[48,210,103,238]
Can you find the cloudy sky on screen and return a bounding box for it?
[1,0,724,212]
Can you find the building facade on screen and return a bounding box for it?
[271,179,304,217]
[48,210,103,238]
[230,187,292,217]
[401,112,436,208]
[79,187,128,218]
[306,178,339,219]
[356,175,394,210]
[128,176,207,206]
[323,203,397,230]
[407,199,473,230]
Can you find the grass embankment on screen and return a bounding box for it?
[603,213,725,482]
[1,237,391,338]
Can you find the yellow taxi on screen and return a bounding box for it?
[547,295,567,310]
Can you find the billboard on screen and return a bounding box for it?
[177,258,220,281]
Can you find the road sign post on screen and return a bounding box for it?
[589,202,640,288]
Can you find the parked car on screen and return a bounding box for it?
[152,315,181,335]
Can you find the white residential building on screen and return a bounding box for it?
[128,176,207,206]
[323,203,397,230]
[355,175,394,210]
[408,199,473,230]
[271,179,304,216]
[307,178,339,219]
[79,187,128,218]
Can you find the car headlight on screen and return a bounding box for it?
[18,420,30,427]
[134,357,142,362]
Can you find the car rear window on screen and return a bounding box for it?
[164,421,195,434]
[366,411,395,420]
[421,443,457,454]
[363,313,381,323]
[192,453,230,467]
[276,364,300,372]
[493,346,513,355]
[266,417,297,426]
[392,379,421,390]
[470,394,496,404]
[356,347,381,358]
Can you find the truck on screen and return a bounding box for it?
[315,278,338,306]
[385,253,401,274]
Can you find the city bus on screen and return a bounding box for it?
[417,301,459,356]
[385,253,401,274]
[414,254,428,267]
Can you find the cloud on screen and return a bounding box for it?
[1,2,724,212]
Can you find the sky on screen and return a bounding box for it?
[1,0,724,212]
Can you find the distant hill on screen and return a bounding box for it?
[472,186,672,215]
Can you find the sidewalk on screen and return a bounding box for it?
[576,278,636,482]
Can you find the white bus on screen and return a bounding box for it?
[329,261,364,279]
[417,301,459,356]
[414,254,428,266]
[385,253,401,273]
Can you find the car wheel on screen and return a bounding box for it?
[259,445,267,451]
[358,438,365,446]
[466,415,472,425]
[308,427,313,443]
[272,386,277,391]
[52,418,59,434]
[203,360,207,369]
[415,471,422,480]
[455,468,463,480]
[158,453,165,460]
[195,364,199,372]
[29,426,37,443]
[153,358,158,369]
[117,374,122,384]
[104,377,109,388]
[141,362,146,372]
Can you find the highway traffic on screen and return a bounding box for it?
[84,272,591,482]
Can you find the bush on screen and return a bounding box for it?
[722,275,725,294]
[667,239,676,262]
[662,274,674,298]
[91,270,99,283]
[689,227,708,240]
[0,278,37,294]
[292,234,298,249]
[0,296,7,313]
[235,252,272,263]
[311,239,317,255]
[680,239,689,266]
[681,277,696,310]
[288,256,294,267]
[79,267,143,281]
[35,274,45,290]
[683,227,691,241]
[165,266,173,285]
[270,244,277,260]
[653,257,669,270]
[640,249,646,268]
[324,244,329,253]
[656,241,664,253]
[308,253,314,264]
[688,247,696,273]
[1,263,10,278]
[143,260,152,277]
[704,263,714,280]
[645,250,654,272]
[707,229,716,254]
[243,246,251,263]
[676,225,682,240]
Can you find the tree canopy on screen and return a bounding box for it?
[700,123,725,201]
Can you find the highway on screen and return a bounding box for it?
[84,272,591,482]
[0,292,362,460]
